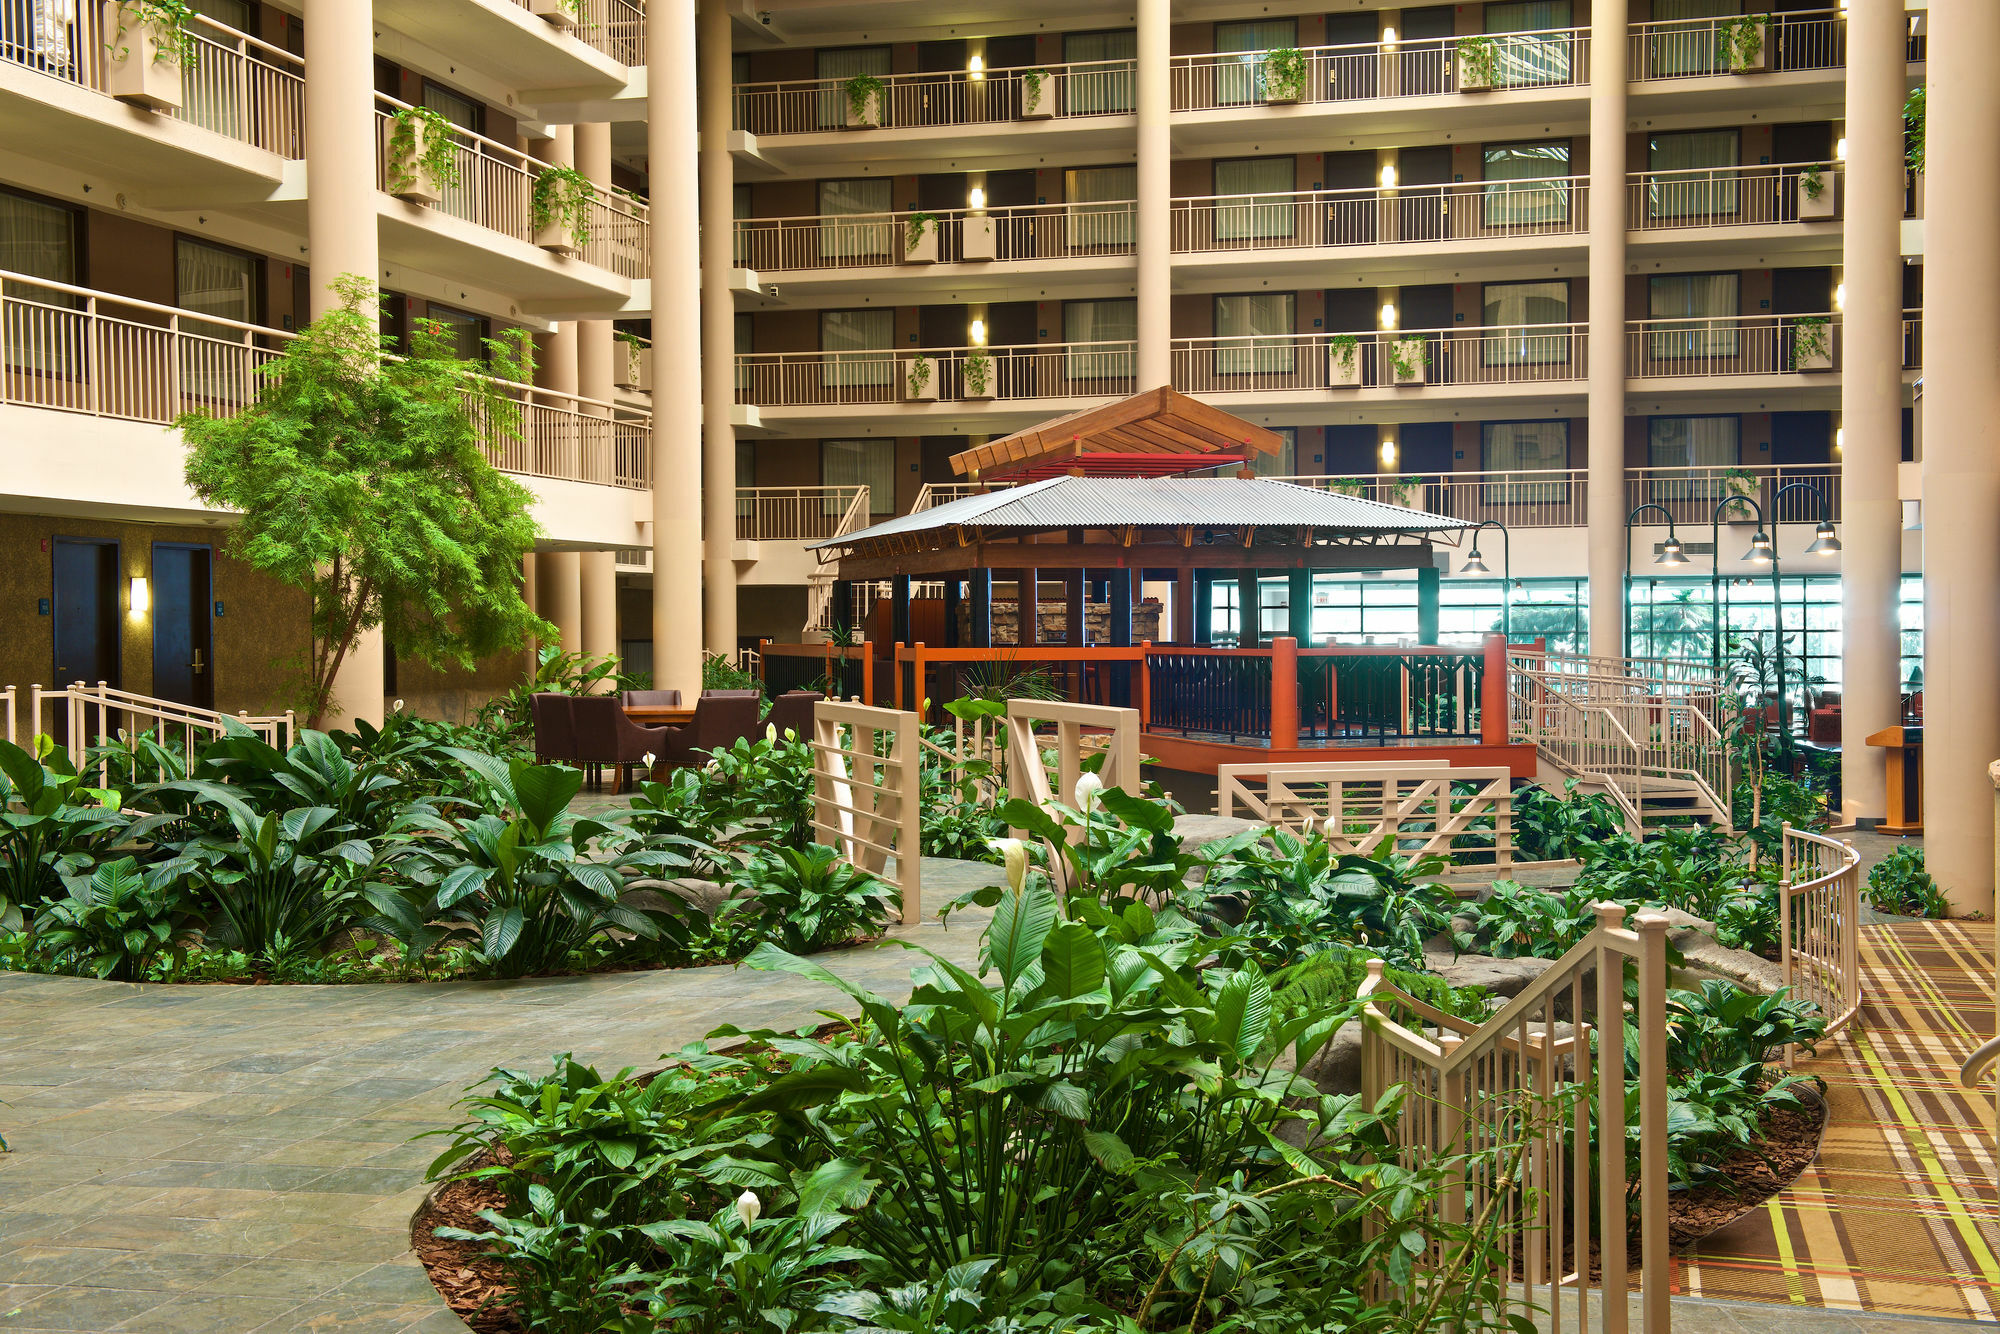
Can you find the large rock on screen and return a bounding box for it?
[1653,907,1787,994]
[1420,943,1560,999]
[1172,813,1267,855]
[626,877,735,917]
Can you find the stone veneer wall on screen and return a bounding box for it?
[956,600,1164,646]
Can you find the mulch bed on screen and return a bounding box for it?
[412,1150,529,1334]
[1665,1092,1825,1248]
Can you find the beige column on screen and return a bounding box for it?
[575,122,622,674]
[1585,0,1629,659]
[1839,0,1906,827]
[699,0,739,658]
[537,552,584,652]
[305,0,383,728]
[1922,0,2000,915]
[649,0,704,697]
[1136,0,1171,388]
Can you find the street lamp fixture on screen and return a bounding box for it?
[1624,502,1687,657]
[1656,534,1690,566]
[1460,547,1489,574]
[1744,529,1774,564]
[1461,519,1512,640]
[1806,518,1842,555]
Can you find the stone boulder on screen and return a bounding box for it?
[1652,907,1787,994]
[1420,942,1560,999]
[626,877,735,918]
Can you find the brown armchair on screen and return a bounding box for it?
[620,689,684,708]
[530,693,576,764]
[765,691,823,740]
[571,695,674,793]
[659,693,764,770]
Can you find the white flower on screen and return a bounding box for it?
[735,1190,761,1229]
[766,723,778,743]
[1322,814,1340,839]
[393,698,406,713]
[642,752,655,768]
[1073,772,1105,811]
[992,837,1028,892]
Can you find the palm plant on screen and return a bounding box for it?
[0,738,149,928]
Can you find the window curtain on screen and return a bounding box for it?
[820,307,893,388]
[424,305,489,362]
[0,190,78,297]
[815,46,891,129]
[1248,426,1296,478]
[1482,141,1571,227]
[1483,0,1573,86]
[1063,299,1136,382]
[1214,157,1296,242]
[1482,281,1570,365]
[1647,415,1741,502]
[1481,421,1569,502]
[822,439,895,515]
[1648,273,1739,358]
[1647,130,1740,219]
[1648,0,1738,77]
[1062,29,1135,115]
[1215,19,1297,106]
[816,177,894,260]
[1214,292,1295,375]
[176,241,259,408]
[1065,165,1136,249]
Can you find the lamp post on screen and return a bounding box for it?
[1459,519,1511,641]
[1765,479,1840,750]
[1624,502,1690,660]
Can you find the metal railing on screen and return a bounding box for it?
[911,482,1013,512]
[1625,464,1841,526]
[1628,162,1840,230]
[732,58,1137,135]
[735,201,1137,271]
[1170,324,1588,394]
[505,0,645,64]
[1172,28,1589,110]
[1779,823,1862,1049]
[736,485,869,541]
[1629,8,1846,81]
[1173,177,1587,252]
[1903,313,1922,370]
[735,341,1137,407]
[1626,312,1840,378]
[1271,470,1588,528]
[374,96,649,277]
[1,8,306,157]
[477,381,651,489]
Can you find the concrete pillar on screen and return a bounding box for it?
[1136,0,1171,389]
[1839,0,1906,829]
[573,123,621,676]
[537,552,584,652]
[698,0,739,659]
[1922,0,2000,916]
[306,0,382,728]
[1585,0,1629,660]
[649,0,703,698]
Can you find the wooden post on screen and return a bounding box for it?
[1480,633,1509,746]
[756,637,770,691]
[860,640,875,705]
[1065,570,1085,646]
[968,569,993,648]
[1635,911,1671,1331]
[1271,636,1299,751]
[1236,570,1261,647]
[943,577,962,647]
[1192,569,1213,644]
[1173,570,1195,645]
[1593,904,1629,1334]
[1138,642,1152,727]
[1108,569,1134,646]
[1287,567,1312,644]
[890,573,912,647]
[1021,568,1039,646]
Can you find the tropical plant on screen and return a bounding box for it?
[1905,85,1925,174]
[182,726,420,839]
[1453,880,1612,960]
[1455,34,1499,86]
[903,211,938,252]
[1665,979,1825,1073]
[1711,885,1782,956]
[1512,779,1625,861]
[704,652,764,696]
[961,349,993,397]
[0,738,145,926]
[631,1185,875,1333]
[1575,825,1747,919]
[1865,844,1947,918]
[385,105,462,195]
[106,0,198,67]
[1789,314,1831,370]
[729,844,898,954]
[180,275,548,727]
[478,646,636,743]
[1261,47,1308,100]
[28,857,198,982]
[435,1187,651,1334]
[906,354,933,397]
[993,782,1247,917]
[1267,944,1492,1026]
[843,72,884,121]
[1205,825,1455,969]
[700,728,817,851]
[532,165,598,246]
[1799,161,1827,202]
[173,803,400,959]
[1714,13,1769,71]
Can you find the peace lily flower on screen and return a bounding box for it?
[1322,814,1340,839]
[393,698,406,713]
[991,837,1028,892]
[1073,772,1105,812]
[735,1190,761,1229]
[642,752,655,768]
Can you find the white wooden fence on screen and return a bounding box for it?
[1217,761,1518,867]
[2,682,293,773]
[811,700,922,923]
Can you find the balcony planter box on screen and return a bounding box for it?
[843,87,883,129]
[1796,173,1836,221]
[1327,343,1362,388]
[530,0,579,30]
[535,218,580,257]
[902,218,938,264]
[902,356,939,402]
[1455,42,1498,93]
[960,354,996,400]
[1390,336,1428,386]
[617,341,650,392]
[1021,71,1056,119]
[102,1,185,112]
[382,117,448,205]
[960,214,997,261]
[1721,18,1769,74]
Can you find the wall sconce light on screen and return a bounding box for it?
[1834,136,1847,160]
[1379,302,1397,330]
[1379,163,1397,190]
[967,186,986,210]
[969,318,987,345]
[1833,283,1845,310]
[1381,25,1398,46]
[1834,426,1845,453]
[968,55,984,80]
[129,576,149,617]
[1379,439,1398,465]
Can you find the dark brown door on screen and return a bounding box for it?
[1325,13,1378,100]
[52,538,120,691]
[1397,145,1453,241]
[1323,150,1377,244]
[151,544,215,711]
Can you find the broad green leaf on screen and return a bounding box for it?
[1038,920,1106,1001]
[988,880,1058,991]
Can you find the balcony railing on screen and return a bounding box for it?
[1171,28,1589,111]
[1625,313,1840,379]
[374,96,649,277]
[2,9,305,158]
[506,0,646,65]
[1173,178,1587,253]
[735,342,1137,407]
[1626,464,1842,526]
[1628,162,1841,230]
[736,485,870,541]
[735,201,1137,272]
[1628,8,1845,81]
[1273,471,1589,528]
[0,270,648,490]
[1903,313,1922,370]
[1171,325,1588,395]
[731,58,1137,136]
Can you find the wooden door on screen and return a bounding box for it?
[151,543,215,711]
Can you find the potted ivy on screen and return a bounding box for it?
[1387,475,1424,508]
[1330,477,1369,498]
[843,73,884,129]
[960,212,997,261]
[1327,333,1362,388]
[1261,48,1308,105]
[532,166,596,256]
[1721,467,1760,512]
[1715,14,1769,74]
[530,0,583,31]
[615,332,650,392]
[1390,334,1428,386]
[382,105,461,206]
[1789,315,1833,372]
[903,212,939,264]
[961,348,995,399]
[102,0,196,112]
[1020,67,1055,119]
[1796,162,1835,220]
[903,354,938,402]
[1455,35,1499,92]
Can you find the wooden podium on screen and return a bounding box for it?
[1864,724,1922,833]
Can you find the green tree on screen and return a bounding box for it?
[179,275,550,726]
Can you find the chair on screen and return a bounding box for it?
[659,693,765,770]
[570,695,674,794]
[765,691,823,740]
[620,689,684,708]
[530,693,576,765]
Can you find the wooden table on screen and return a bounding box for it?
[622,704,695,727]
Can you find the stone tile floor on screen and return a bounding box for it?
[0,859,1003,1332]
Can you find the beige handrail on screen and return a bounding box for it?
[1778,822,1863,1047]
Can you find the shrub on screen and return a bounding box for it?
[1512,779,1625,862]
[28,858,197,982]
[1204,825,1456,970]
[0,738,146,924]
[1575,824,1746,919]
[1452,880,1612,960]
[729,844,898,954]
[1865,845,1946,918]
[701,730,816,852]
[173,803,395,959]
[1711,885,1782,956]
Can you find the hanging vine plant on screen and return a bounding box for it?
[532,166,598,248]
[844,72,885,122]
[963,349,994,396]
[1789,315,1831,371]
[1390,336,1428,381]
[1455,35,1500,87]
[904,211,939,253]
[1020,67,1050,107]
[108,0,199,68]
[906,354,934,398]
[1328,333,1361,375]
[1714,14,1770,72]
[1904,85,1925,174]
[1799,162,1827,202]
[386,105,463,196]
[1262,47,1308,101]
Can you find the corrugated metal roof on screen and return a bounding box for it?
[810,476,1472,550]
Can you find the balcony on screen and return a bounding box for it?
[732,202,1136,304]
[373,96,647,310]
[727,60,1138,174]
[1,8,301,194]
[734,341,1136,432]
[374,0,640,97]
[1625,465,1842,528]
[1172,178,1587,287]
[1625,313,1839,382]
[1627,163,1843,262]
[734,485,869,586]
[1627,9,1847,112]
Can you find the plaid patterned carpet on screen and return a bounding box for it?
[1677,920,2000,1316]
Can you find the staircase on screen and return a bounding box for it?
[1509,650,1733,834]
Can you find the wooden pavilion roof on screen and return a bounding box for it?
[948,386,1288,480]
